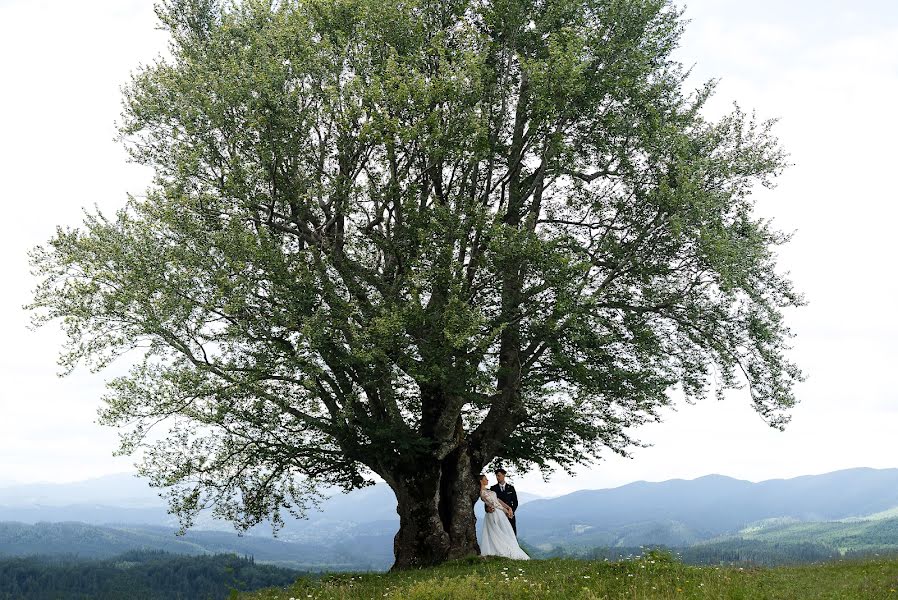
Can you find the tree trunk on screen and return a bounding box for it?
[386,445,482,570]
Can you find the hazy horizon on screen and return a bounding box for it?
[2,465,896,497]
[2,0,897,499]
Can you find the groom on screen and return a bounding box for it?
[487,468,519,535]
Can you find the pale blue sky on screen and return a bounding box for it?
[1,1,896,496]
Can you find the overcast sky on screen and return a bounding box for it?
[1,0,896,497]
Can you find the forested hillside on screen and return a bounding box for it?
[6,468,898,572]
[0,551,301,600]
[0,522,392,571]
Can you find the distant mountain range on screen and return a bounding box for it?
[0,473,541,541]
[3,467,898,570]
[0,474,167,508]
[0,521,388,571]
[520,468,898,549]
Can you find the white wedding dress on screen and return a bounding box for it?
[479,489,530,560]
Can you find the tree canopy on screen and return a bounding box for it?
[29,0,802,567]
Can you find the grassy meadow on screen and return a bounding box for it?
[238,551,898,599]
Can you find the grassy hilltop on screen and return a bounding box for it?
[240,552,898,600]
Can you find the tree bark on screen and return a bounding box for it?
[385,444,482,570]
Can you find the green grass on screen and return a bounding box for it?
[238,551,898,599]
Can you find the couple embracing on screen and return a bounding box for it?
[478,468,530,560]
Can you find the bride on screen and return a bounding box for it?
[478,474,530,560]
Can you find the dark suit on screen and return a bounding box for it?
[491,482,519,535]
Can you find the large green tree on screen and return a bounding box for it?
[29,0,802,569]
